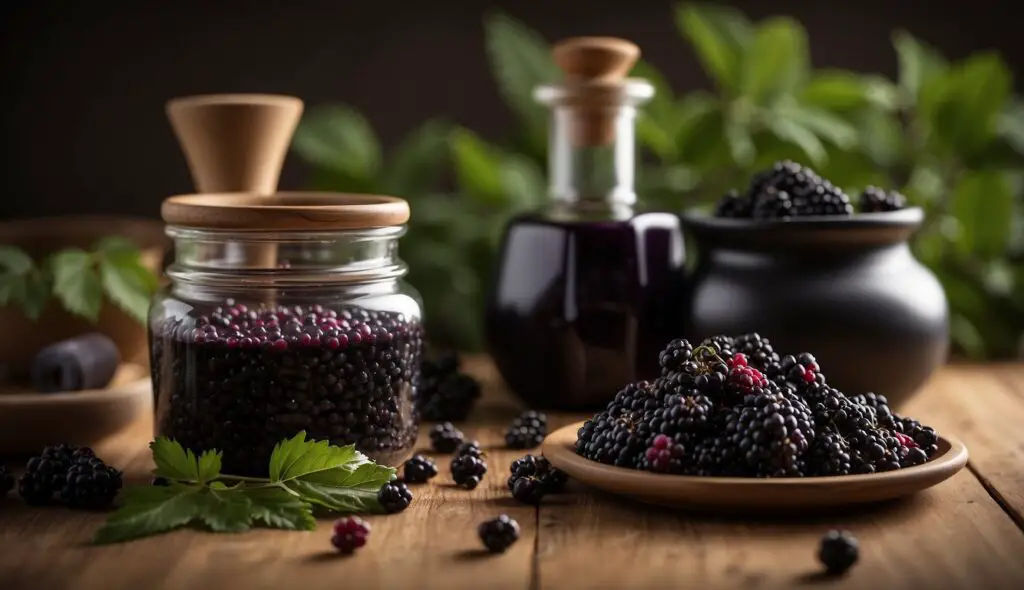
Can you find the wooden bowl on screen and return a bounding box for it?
[543,421,969,512]
[0,363,151,455]
[0,216,169,380]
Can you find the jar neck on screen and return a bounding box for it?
[166,226,407,287]
[548,104,639,211]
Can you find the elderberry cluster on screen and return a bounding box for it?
[713,160,906,219]
[576,333,940,478]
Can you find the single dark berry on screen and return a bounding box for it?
[430,422,464,453]
[332,516,371,554]
[61,454,122,509]
[859,186,906,213]
[378,480,413,513]
[18,444,90,505]
[511,477,546,505]
[658,339,694,375]
[418,351,481,421]
[402,454,438,483]
[478,514,520,553]
[714,189,752,218]
[505,410,548,449]
[818,530,859,574]
[451,454,487,489]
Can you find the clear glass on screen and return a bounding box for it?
[149,226,424,476]
[484,79,687,410]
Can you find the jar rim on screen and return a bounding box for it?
[161,192,410,231]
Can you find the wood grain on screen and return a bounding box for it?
[2,361,1023,590]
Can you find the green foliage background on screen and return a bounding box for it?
[292,3,1024,359]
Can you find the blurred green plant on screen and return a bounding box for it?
[292,3,1024,358]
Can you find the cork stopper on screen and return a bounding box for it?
[166,94,303,193]
[549,37,641,146]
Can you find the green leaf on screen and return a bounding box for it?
[724,118,755,166]
[93,236,138,258]
[854,108,905,167]
[450,128,504,204]
[800,71,899,112]
[951,171,1014,259]
[929,53,1012,156]
[150,437,223,484]
[892,30,948,103]
[675,3,752,92]
[50,249,102,322]
[740,17,809,105]
[291,105,381,180]
[632,59,681,160]
[677,104,726,166]
[483,12,558,138]
[246,488,316,531]
[774,102,857,149]
[498,153,546,209]
[195,487,253,533]
[383,119,451,197]
[0,246,33,274]
[93,485,210,544]
[268,431,366,482]
[997,99,1024,155]
[99,259,152,324]
[19,271,50,321]
[765,118,826,166]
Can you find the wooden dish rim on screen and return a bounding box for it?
[0,363,150,406]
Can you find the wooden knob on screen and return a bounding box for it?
[552,37,640,82]
[166,94,303,193]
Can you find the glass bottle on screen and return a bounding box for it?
[484,37,685,410]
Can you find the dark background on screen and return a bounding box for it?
[1,0,1019,221]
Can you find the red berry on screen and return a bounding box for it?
[802,369,816,383]
[652,434,670,450]
[894,432,918,449]
[730,353,748,368]
[332,516,371,554]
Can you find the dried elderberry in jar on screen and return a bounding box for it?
[149,193,424,476]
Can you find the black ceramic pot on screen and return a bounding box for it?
[680,207,948,409]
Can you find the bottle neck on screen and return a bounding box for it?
[548,104,638,213]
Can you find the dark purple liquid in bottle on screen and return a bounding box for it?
[484,210,685,410]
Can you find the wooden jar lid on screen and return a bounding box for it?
[161,192,411,231]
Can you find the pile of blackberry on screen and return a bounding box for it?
[713,161,906,219]
[417,351,481,422]
[150,301,424,476]
[576,333,941,478]
[17,444,122,508]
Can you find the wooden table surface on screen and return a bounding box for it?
[2,359,1023,590]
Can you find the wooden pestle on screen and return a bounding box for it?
[550,37,640,146]
[166,94,304,271]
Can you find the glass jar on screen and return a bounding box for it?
[149,193,424,476]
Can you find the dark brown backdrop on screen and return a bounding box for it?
[0,0,1018,220]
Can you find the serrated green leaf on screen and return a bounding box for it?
[268,431,366,483]
[740,17,809,105]
[50,249,102,322]
[675,3,752,92]
[774,103,857,149]
[197,450,223,483]
[765,118,826,166]
[383,120,451,197]
[892,30,948,103]
[484,12,558,140]
[247,488,316,531]
[284,478,384,514]
[291,105,381,180]
[0,246,33,274]
[93,485,207,544]
[99,259,152,324]
[196,487,253,533]
[150,437,222,484]
[951,171,1014,259]
[450,128,505,205]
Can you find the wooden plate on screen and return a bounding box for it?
[0,363,151,455]
[542,421,969,512]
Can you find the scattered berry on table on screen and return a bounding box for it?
[429,422,464,453]
[332,516,371,554]
[18,444,91,505]
[859,186,906,213]
[511,477,546,505]
[504,410,548,449]
[61,453,122,509]
[0,465,14,496]
[478,514,520,553]
[455,440,483,459]
[378,480,413,514]
[417,351,482,421]
[402,455,438,483]
[451,454,488,490]
[507,454,568,504]
[818,530,859,574]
